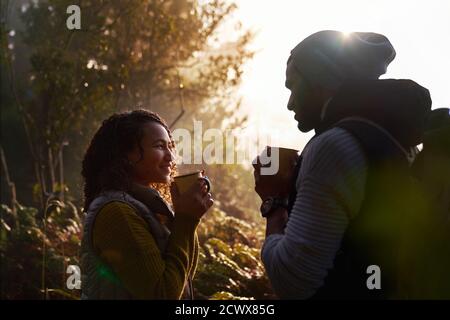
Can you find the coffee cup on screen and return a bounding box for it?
[173,170,211,194]
[258,146,299,178]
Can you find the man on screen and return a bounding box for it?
[253,30,432,299]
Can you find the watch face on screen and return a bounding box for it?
[261,198,274,216]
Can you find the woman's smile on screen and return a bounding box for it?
[160,164,172,174]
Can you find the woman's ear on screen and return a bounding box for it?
[126,153,134,165]
[127,147,141,165]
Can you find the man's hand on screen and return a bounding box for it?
[253,155,297,201]
[265,207,289,236]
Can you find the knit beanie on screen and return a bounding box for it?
[290,30,396,89]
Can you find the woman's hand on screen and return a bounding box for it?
[171,178,214,220]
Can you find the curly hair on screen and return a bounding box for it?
[81,109,177,212]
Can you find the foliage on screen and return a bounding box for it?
[1,0,267,300]
[194,207,275,299]
[0,201,273,300]
[3,0,254,207]
[206,164,261,221]
[0,201,82,299]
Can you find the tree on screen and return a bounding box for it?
[2,0,254,209]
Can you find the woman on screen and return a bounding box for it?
[80,109,213,299]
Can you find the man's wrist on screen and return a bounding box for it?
[265,207,288,236]
[260,196,289,218]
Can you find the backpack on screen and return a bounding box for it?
[401,108,450,299]
[412,108,450,221]
[330,111,450,299]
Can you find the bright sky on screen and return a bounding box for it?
[233,0,450,151]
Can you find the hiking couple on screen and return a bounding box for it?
[80,30,450,299]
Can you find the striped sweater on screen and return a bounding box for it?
[261,127,368,299]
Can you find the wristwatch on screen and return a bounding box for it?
[260,197,289,218]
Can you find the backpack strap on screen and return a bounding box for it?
[287,117,409,214]
[333,117,409,165]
